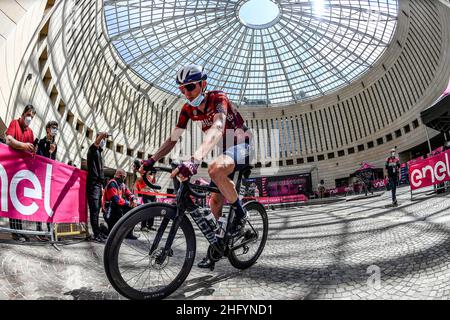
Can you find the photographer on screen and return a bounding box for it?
[103,169,138,239]
[37,121,58,160]
[35,120,59,240]
[87,131,109,242]
[5,104,37,242]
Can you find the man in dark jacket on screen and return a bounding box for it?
[87,132,109,242]
[385,148,401,206]
[35,120,59,240]
[37,121,58,160]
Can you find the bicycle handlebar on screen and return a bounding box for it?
[142,165,220,198]
[142,173,162,190]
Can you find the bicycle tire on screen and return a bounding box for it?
[228,201,268,270]
[104,203,196,300]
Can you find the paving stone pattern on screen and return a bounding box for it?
[1,186,450,300]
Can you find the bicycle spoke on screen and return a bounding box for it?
[124,264,151,284]
[119,255,150,274]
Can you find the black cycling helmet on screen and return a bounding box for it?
[133,159,141,170]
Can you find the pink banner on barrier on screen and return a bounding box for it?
[408,156,424,166]
[372,179,388,189]
[0,144,87,223]
[409,149,450,191]
[243,194,308,204]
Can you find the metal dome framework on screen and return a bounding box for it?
[103,0,398,106]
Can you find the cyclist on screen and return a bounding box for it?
[140,64,252,269]
[385,148,400,206]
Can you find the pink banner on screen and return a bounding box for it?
[372,179,388,188]
[408,156,424,166]
[156,197,176,204]
[329,186,347,195]
[0,144,87,223]
[243,194,308,204]
[409,149,450,191]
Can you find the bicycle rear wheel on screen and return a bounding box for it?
[228,201,268,270]
[104,203,196,300]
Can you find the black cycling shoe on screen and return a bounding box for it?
[125,233,139,240]
[197,257,215,271]
[231,213,248,237]
[91,234,105,243]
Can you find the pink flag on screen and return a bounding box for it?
[0,144,87,223]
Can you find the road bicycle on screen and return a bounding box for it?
[103,164,268,300]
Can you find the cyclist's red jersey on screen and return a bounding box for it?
[176,90,247,133]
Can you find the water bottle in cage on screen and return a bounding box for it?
[202,208,218,233]
[190,208,218,244]
[216,212,228,238]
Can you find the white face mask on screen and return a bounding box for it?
[391,152,396,157]
[100,139,106,148]
[50,128,58,136]
[186,93,204,107]
[24,116,32,126]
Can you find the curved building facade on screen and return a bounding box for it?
[1,0,450,191]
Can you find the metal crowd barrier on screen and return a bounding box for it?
[0,217,88,242]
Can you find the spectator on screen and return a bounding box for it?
[87,131,109,242]
[318,179,325,199]
[385,148,400,206]
[102,168,138,239]
[132,159,156,232]
[297,184,304,195]
[254,184,260,198]
[37,121,58,160]
[444,140,450,151]
[5,104,37,242]
[35,120,59,240]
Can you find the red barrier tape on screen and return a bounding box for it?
[136,191,176,198]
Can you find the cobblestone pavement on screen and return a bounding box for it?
[1,186,450,300]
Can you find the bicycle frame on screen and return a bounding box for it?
[145,165,251,263]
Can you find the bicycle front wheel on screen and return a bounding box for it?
[104,203,196,300]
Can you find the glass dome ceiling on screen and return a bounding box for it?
[104,0,398,106]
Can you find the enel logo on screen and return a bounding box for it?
[0,163,54,217]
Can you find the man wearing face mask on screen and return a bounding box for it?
[133,159,156,231]
[5,104,37,242]
[34,120,59,240]
[5,104,36,153]
[102,168,138,239]
[385,148,401,206]
[140,65,253,269]
[37,121,58,160]
[87,131,109,242]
